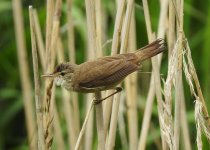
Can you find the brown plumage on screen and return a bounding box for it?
[43,38,165,93]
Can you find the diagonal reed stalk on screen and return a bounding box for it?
[33,9,46,71]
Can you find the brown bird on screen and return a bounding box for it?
[43,39,165,103]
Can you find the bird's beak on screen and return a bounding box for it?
[41,73,59,78]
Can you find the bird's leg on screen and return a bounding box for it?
[93,87,122,105]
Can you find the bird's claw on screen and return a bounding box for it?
[93,99,103,105]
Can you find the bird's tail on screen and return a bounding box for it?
[135,39,165,62]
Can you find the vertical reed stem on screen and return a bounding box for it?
[29,6,45,150]
[174,0,183,149]
[103,0,126,138]
[12,1,37,149]
[85,0,105,149]
[67,0,80,138]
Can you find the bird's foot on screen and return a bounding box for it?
[93,87,122,105]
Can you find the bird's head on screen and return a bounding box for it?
[42,63,77,88]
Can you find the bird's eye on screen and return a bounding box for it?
[60,72,65,76]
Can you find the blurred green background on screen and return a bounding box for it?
[0,0,210,149]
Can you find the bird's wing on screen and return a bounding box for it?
[78,59,138,89]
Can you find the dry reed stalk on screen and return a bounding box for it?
[124,2,138,149]
[49,84,65,150]
[33,9,46,71]
[67,0,80,136]
[107,93,122,150]
[84,24,95,150]
[67,0,76,63]
[12,1,37,149]
[43,1,54,147]
[183,40,210,149]
[84,94,94,150]
[29,6,45,150]
[95,1,106,148]
[43,0,62,149]
[45,0,54,68]
[107,0,135,149]
[118,93,128,149]
[164,40,180,149]
[140,0,168,149]
[150,41,166,149]
[174,0,184,149]
[95,0,103,57]
[53,104,66,150]
[182,49,210,150]
[138,4,168,149]
[84,0,97,147]
[138,75,155,150]
[180,82,192,150]
[168,0,176,58]
[85,0,105,149]
[165,1,175,134]
[75,101,94,150]
[95,92,105,150]
[184,40,210,133]
[57,38,78,149]
[103,0,126,138]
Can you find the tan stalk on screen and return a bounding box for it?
[138,4,169,149]
[67,0,80,136]
[33,9,46,71]
[50,84,65,150]
[95,0,103,57]
[84,21,95,150]
[172,0,210,141]
[75,101,94,150]
[29,6,45,150]
[184,40,210,149]
[168,0,176,58]
[124,2,138,149]
[180,82,192,150]
[138,75,156,150]
[43,0,62,149]
[53,104,66,150]
[174,0,183,149]
[164,1,175,138]
[96,0,106,148]
[107,0,134,149]
[57,38,77,149]
[85,0,105,149]
[84,94,94,150]
[12,1,37,149]
[107,93,122,150]
[95,0,106,149]
[103,0,126,138]
[139,0,168,150]
[45,0,54,69]
[118,93,128,149]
